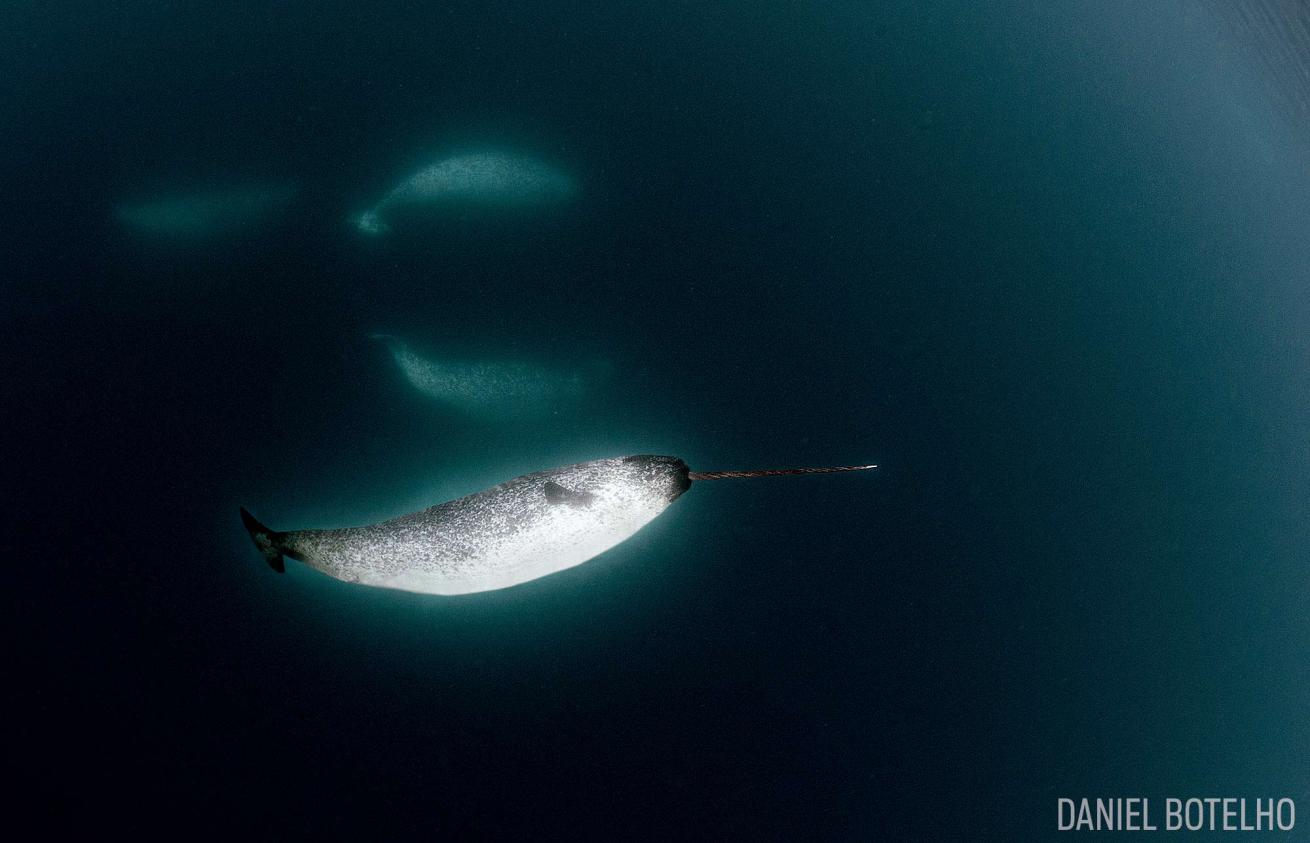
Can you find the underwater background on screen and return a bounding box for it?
[4,0,1308,838]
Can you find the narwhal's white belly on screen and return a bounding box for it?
[376,520,640,595]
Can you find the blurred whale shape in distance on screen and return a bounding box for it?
[371,333,611,418]
[114,184,298,241]
[356,151,575,234]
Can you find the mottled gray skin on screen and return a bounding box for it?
[259,455,690,596]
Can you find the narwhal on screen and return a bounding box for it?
[371,333,610,418]
[356,151,575,235]
[240,455,876,596]
[114,184,298,241]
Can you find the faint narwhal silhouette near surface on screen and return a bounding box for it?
[114,183,299,243]
[355,150,575,235]
[370,333,614,421]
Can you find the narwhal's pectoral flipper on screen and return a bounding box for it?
[239,507,288,573]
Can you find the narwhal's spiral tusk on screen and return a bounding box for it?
[687,464,877,481]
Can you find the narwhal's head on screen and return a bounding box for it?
[619,454,692,503]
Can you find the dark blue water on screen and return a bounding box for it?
[5,1,1308,838]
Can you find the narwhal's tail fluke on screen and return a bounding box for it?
[239,507,287,573]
